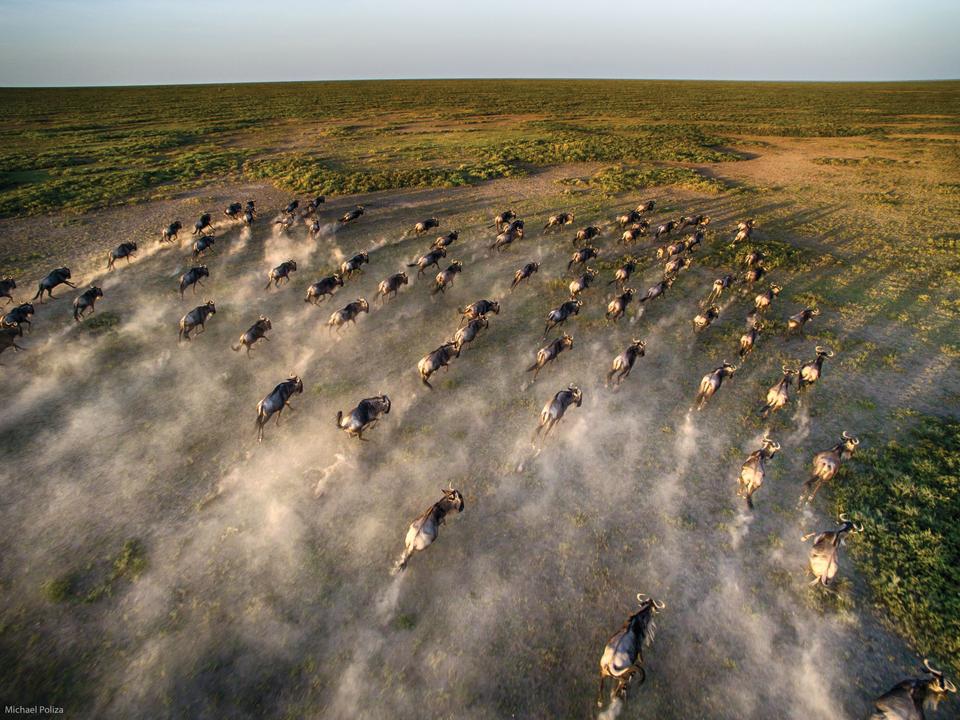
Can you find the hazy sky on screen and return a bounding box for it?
[1,0,957,86]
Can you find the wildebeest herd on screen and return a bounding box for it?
[0,195,952,719]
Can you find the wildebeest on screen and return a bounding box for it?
[490,221,524,251]
[527,333,573,381]
[664,255,691,277]
[606,339,646,387]
[760,365,798,417]
[597,594,665,709]
[431,260,463,294]
[265,260,298,289]
[656,240,685,260]
[568,245,599,272]
[305,274,344,304]
[638,277,674,304]
[178,265,209,299]
[394,487,464,572]
[408,247,446,275]
[801,513,863,587]
[336,394,391,440]
[458,299,500,326]
[742,248,764,268]
[338,205,365,225]
[753,284,781,313]
[178,300,216,342]
[33,268,76,302]
[340,251,370,278]
[569,269,598,297]
[254,375,303,442]
[696,361,736,409]
[532,384,582,446]
[616,209,643,227]
[193,213,213,235]
[433,231,459,249]
[620,223,649,245]
[72,286,103,321]
[705,275,734,306]
[0,326,26,358]
[107,242,138,269]
[161,221,183,244]
[734,219,755,243]
[490,210,516,231]
[606,289,636,321]
[544,299,582,336]
[543,212,575,233]
[283,199,300,216]
[327,298,369,333]
[192,234,215,257]
[304,196,325,215]
[232,315,272,356]
[417,342,460,389]
[511,261,540,290]
[453,316,489,351]
[0,278,16,305]
[800,431,859,503]
[410,217,439,235]
[737,435,781,508]
[609,260,637,289]
[308,219,322,236]
[678,214,710,231]
[868,659,956,720]
[242,208,255,226]
[575,226,602,245]
[693,305,720,332]
[224,202,243,219]
[738,322,762,359]
[377,272,409,303]
[742,263,766,287]
[799,346,834,391]
[787,307,820,336]
[274,216,295,234]
[2,303,34,335]
[654,220,676,241]
[637,200,656,214]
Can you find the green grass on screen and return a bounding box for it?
[833,415,960,675]
[41,539,147,604]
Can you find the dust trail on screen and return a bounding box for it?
[729,505,755,549]
[309,453,354,497]
[598,696,624,720]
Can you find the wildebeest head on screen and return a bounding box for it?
[836,512,864,536]
[259,315,273,331]
[357,298,370,313]
[441,486,465,513]
[761,435,781,458]
[840,430,860,456]
[814,345,835,359]
[568,384,583,406]
[921,659,958,698]
[204,300,216,314]
[288,375,304,394]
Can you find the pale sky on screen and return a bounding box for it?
[0,0,957,86]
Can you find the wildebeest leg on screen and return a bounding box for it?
[597,675,606,708]
[195,323,206,335]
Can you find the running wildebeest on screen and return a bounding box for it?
[340,251,370,278]
[739,322,762,359]
[327,298,369,333]
[638,277,674,304]
[678,214,710,231]
[2,303,34,336]
[232,315,272,356]
[283,199,300,216]
[107,242,138,270]
[305,274,343,304]
[705,275,735,306]
[742,248,764,268]
[432,260,463,294]
[193,213,213,235]
[458,299,500,326]
[759,365,798,417]
[620,223,649,245]
[192,234,215,257]
[737,435,781,508]
[491,220,524,251]
[408,247,446,275]
[754,284,781,314]
[868,659,956,720]
[417,342,460,389]
[433,231,459,249]
[511,261,540,290]
[265,260,298,289]
[527,333,573,381]
[394,486,465,572]
[664,255,691,277]
[543,212,575,233]
[798,346,834,392]
[569,269,598,297]
[800,431,859,503]
[178,265,209,299]
[335,394,391,440]
[0,326,26,358]
[787,306,820,336]
[274,216,295,234]
[161,221,183,244]
[224,202,243,219]
[568,245,599,272]
[654,220,676,241]
[338,205,365,225]
[802,513,863,588]
[532,384,582,446]
[243,208,255,226]
[490,210,516,232]
[609,260,637,289]
[637,200,655,214]
[544,299,582,336]
[742,262,766,287]
[453,315,489,351]
[377,272,409,303]
[0,278,16,305]
[597,594,665,710]
[693,305,720,332]
[607,339,646,387]
[734,219,755,243]
[72,286,103,321]
[606,289,636,321]
[410,217,439,235]
[178,300,216,342]
[308,218,322,236]
[33,268,76,303]
[616,209,643,227]
[254,374,303,442]
[696,361,736,410]
[304,196,324,216]
[575,226,602,245]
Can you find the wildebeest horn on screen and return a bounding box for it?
[636,593,648,603]
[652,599,666,610]
[923,658,942,676]
[839,512,849,522]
